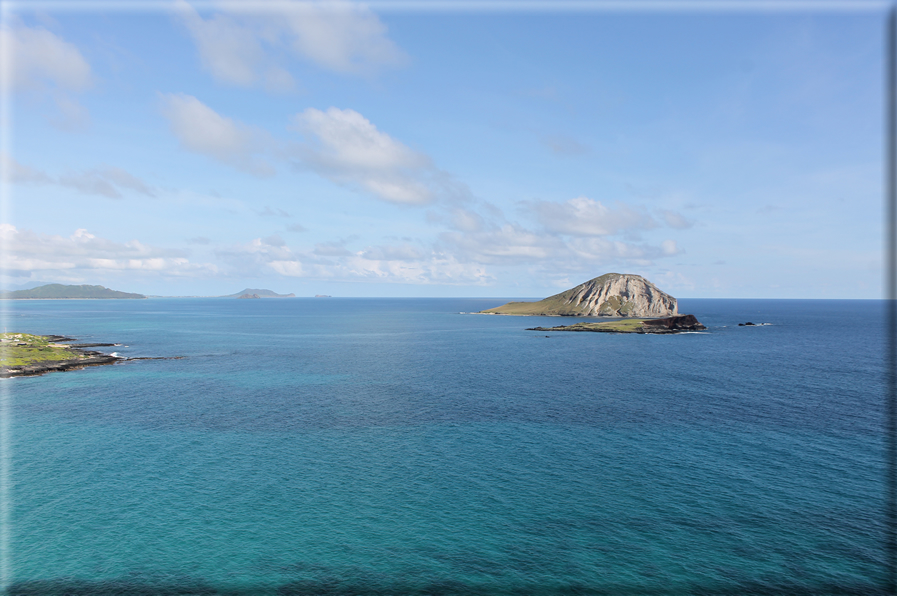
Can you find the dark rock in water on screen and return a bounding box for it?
[43,335,76,342]
[739,322,756,326]
[641,314,707,332]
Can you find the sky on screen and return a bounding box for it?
[0,1,887,298]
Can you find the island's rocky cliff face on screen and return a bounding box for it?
[558,273,678,317]
[481,273,678,317]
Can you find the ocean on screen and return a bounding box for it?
[1,298,888,595]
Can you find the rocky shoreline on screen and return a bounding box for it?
[527,314,707,335]
[3,353,122,378]
[1,334,182,378]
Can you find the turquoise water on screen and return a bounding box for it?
[3,298,888,595]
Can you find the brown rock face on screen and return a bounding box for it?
[641,314,706,331]
[560,273,678,317]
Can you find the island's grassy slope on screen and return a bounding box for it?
[221,288,296,298]
[554,319,648,332]
[0,284,146,299]
[482,273,649,316]
[0,333,83,366]
[528,314,706,334]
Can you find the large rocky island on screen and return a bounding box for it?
[481,273,706,334]
[480,273,678,317]
[0,284,146,300]
[222,288,296,298]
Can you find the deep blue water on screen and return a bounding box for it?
[2,298,888,595]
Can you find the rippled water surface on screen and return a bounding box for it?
[4,298,888,595]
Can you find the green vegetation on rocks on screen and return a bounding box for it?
[0,333,121,377]
[2,333,85,366]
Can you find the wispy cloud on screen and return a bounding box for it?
[1,20,93,131]
[290,107,457,205]
[523,196,656,237]
[220,235,490,286]
[0,225,214,277]
[1,21,91,92]
[432,195,682,273]
[2,153,156,199]
[258,206,291,217]
[174,0,406,91]
[660,209,694,229]
[159,93,276,177]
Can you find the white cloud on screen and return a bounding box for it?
[448,207,485,232]
[51,92,91,132]
[220,235,489,285]
[1,152,52,184]
[419,192,684,275]
[339,252,491,285]
[441,224,566,264]
[159,93,275,177]
[661,239,680,255]
[1,21,92,132]
[440,220,679,271]
[155,100,463,203]
[1,22,91,92]
[0,225,214,277]
[314,240,353,257]
[660,209,694,229]
[175,1,285,89]
[57,171,121,199]
[215,235,297,276]
[95,167,157,197]
[175,0,406,90]
[1,153,156,199]
[525,196,656,237]
[276,0,407,75]
[566,237,681,264]
[291,107,447,204]
[358,243,423,261]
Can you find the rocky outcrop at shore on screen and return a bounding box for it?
[1,333,183,378]
[640,314,706,332]
[527,314,707,334]
[2,352,121,378]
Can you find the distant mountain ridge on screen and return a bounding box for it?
[1,280,56,292]
[480,273,678,317]
[221,288,296,298]
[0,284,146,300]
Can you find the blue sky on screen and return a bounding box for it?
[0,1,886,298]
